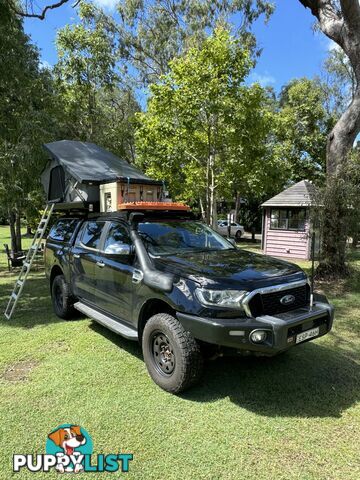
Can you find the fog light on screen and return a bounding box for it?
[250,330,267,343]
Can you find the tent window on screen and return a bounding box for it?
[49,165,65,201]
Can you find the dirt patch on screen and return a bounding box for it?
[1,359,39,382]
[45,340,70,352]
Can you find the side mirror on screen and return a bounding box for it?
[104,243,133,256]
[227,238,236,247]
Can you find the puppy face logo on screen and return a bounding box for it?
[46,424,92,473]
[48,426,86,456]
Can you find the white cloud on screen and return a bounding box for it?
[91,0,118,11]
[250,72,276,87]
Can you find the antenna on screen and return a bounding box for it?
[310,230,316,310]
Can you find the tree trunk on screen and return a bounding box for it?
[8,209,16,252]
[199,197,206,221]
[316,176,349,277]
[15,208,22,252]
[352,231,358,249]
[26,224,32,236]
[205,156,210,225]
[327,88,360,175]
[251,226,256,243]
[234,192,241,222]
[209,154,217,228]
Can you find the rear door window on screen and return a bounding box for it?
[48,219,79,243]
[81,221,105,250]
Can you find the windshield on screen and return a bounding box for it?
[138,220,235,256]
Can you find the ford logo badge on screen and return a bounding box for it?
[280,294,295,305]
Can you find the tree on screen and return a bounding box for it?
[322,46,356,118]
[299,0,360,276]
[274,78,334,183]
[136,28,274,226]
[0,0,57,252]
[54,3,140,161]
[83,0,274,85]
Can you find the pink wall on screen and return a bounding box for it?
[263,208,310,260]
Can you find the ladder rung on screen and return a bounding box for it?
[3,202,54,320]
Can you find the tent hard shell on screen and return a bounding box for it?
[41,140,163,210]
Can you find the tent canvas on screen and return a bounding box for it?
[41,140,162,204]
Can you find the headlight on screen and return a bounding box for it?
[195,288,248,308]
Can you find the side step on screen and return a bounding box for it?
[74,302,138,341]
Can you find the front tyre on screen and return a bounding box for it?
[51,274,76,320]
[142,313,203,393]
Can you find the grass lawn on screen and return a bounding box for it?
[0,225,359,479]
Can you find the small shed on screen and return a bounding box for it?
[261,180,316,260]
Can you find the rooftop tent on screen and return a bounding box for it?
[41,140,162,207]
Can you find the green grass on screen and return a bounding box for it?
[0,225,359,479]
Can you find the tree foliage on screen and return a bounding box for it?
[0,0,56,251]
[54,3,140,161]
[82,0,274,85]
[274,78,334,183]
[323,46,356,117]
[136,28,275,225]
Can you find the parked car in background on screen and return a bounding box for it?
[217,220,245,240]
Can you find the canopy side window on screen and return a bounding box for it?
[48,165,65,201]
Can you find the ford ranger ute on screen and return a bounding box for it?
[44,210,334,393]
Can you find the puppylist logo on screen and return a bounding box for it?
[13,424,133,474]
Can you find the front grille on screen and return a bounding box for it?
[248,284,309,317]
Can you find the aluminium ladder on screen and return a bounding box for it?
[4,203,55,320]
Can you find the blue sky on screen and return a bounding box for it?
[24,0,333,93]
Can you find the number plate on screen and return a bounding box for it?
[296,327,320,344]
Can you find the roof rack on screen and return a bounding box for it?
[117,201,191,211]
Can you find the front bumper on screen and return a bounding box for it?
[177,300,334,355]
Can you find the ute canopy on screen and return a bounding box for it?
[41,140,162,204]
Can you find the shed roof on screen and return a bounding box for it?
[43,140,162,185]
[262,180,317,207]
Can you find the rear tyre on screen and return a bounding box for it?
[235,230,242,240]
[51,274,76,320]
[142,313,203,393]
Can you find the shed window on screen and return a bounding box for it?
[270,208,306,231]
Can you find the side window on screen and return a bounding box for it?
[81,221,105,250]
[48,219,78,242]
[104,223,131,253]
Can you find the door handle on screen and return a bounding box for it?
[96,261,105,268]
[73,254,80,259]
